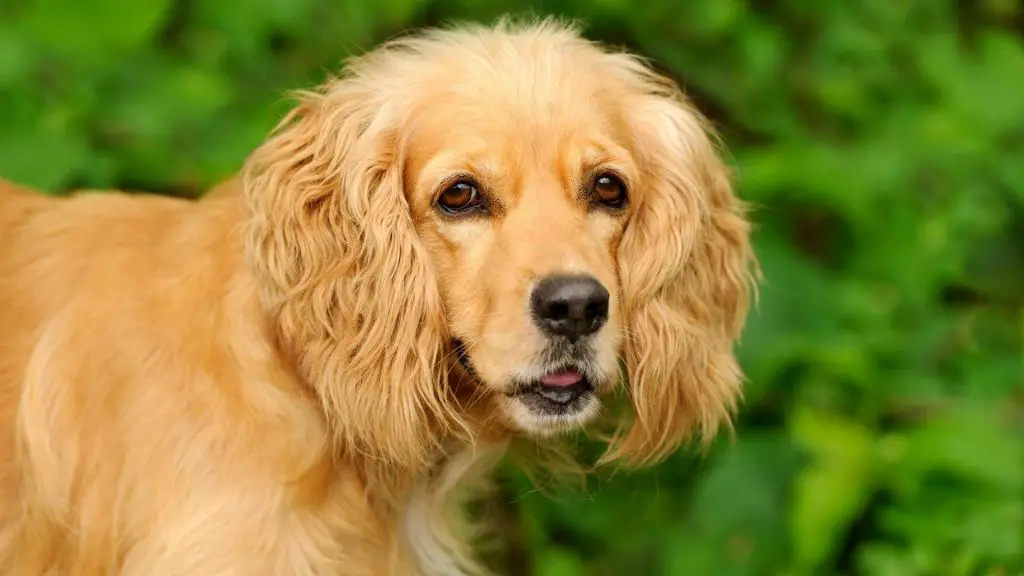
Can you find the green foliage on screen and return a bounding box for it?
[2,0,1021,574]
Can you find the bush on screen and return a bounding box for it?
[2,0,1021,574]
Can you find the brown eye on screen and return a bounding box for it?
[593,173,627,208]
[437,181,484,214]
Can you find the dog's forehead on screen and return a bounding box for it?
[399,44,642,208]
[402,42,631,138]
[405,93,629,192]
[408,83,614,146]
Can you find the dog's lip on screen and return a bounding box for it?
[512,376,593,412]
[538,369,584,388]
[533,383,587,405]
[509,368,593,404]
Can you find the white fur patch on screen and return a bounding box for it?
[402,443,507,576]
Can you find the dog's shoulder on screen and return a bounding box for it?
[0,178,50,233]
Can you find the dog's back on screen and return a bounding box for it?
[0,179,48,234]
[0,179,330,572]
[0,180,214,566]
[0,178,389,574]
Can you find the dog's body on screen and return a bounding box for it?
[0,180,396,574]
[0,20,754,575]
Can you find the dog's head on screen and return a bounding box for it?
[242,20,755,470]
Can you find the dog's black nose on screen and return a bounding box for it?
[530,275,609,341]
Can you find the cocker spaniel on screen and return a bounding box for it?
[0,18,755,576]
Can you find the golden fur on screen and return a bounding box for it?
[0,19,755,575]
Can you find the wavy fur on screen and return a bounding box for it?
[242,77,465,474]
[604,59,755,465]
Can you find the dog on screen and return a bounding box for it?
[0,18,755,575]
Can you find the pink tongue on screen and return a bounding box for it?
[539,370,583,387]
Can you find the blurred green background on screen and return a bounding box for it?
[2,0,1022,574]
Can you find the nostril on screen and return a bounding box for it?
[585,300,608,320]
[547,300,570,321]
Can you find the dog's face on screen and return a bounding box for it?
[243,21,755,469]
[404,77,637,434]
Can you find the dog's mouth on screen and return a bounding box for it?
[451,338,599,421]
[507,367,595,415]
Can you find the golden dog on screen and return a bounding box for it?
[0,19,755,575]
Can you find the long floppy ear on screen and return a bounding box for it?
[604,69,756,466]
[241,76,462,470]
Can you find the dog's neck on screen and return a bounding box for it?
[395,367,512,576]
[361,368,509,576]
[399,440,509,576]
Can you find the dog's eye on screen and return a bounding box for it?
[592,173,627,209]
[437,181,484,214]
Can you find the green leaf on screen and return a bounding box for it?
[534,547,585,576]
[678,433,800,575]
[21,0,170,55]
[790,406,878,570]
[896,404,1023,491]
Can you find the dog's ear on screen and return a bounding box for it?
[604,68,756,466]
[241,77,462,470]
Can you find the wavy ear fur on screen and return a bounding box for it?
[241,73,462,471]
[605,63,756,466]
